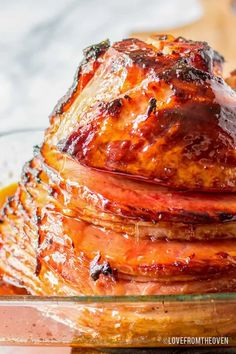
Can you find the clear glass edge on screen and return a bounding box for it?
[0,293,236,304]
[0,129,236,304]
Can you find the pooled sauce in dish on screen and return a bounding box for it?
[0,183,27,295]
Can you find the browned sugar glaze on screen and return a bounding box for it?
[47,35,236,192]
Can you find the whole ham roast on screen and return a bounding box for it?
[1,35,236,296]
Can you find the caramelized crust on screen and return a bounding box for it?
[47,36,236,192]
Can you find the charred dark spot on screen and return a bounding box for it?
[124,94,132,101]
[106,98,123,117]
[177,210,213,224]
[161,58,217,85]
[132,54,157,69]
[114,39,159,69]
[177,66,211,83]
[147,98,157,115]
[90,253,116,281]
[83,39,110,62]
[0,218,3,224]
[218,213,235,222]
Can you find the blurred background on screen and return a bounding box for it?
[0,0,235,135]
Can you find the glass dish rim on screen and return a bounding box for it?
[0,293,236,304]
[1,129,236,303]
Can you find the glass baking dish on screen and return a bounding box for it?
[0,293,235,347]
[0,130,236,349]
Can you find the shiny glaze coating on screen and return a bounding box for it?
[1,159,236,295]
[48,35,236,191]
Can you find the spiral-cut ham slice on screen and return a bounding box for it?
[40,144,236,226]
[0,35,236,296]
[2,176,236,295]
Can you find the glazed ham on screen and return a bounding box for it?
[1,35,236,295]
